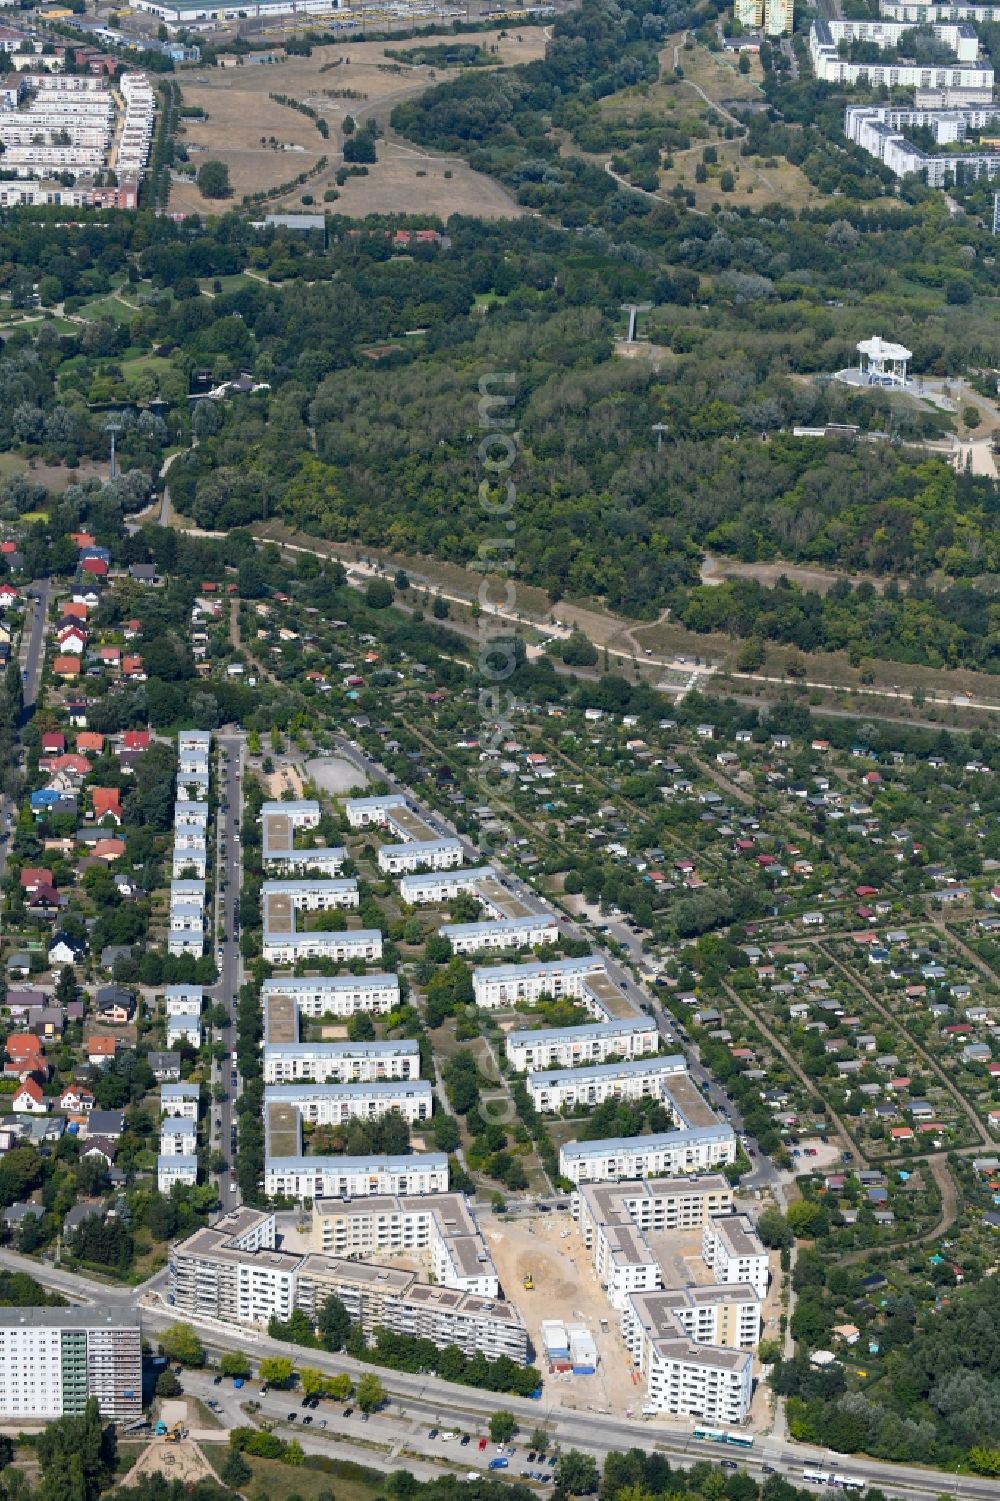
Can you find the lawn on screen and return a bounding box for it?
[202,1445,386,1501]
[76,294,141,325]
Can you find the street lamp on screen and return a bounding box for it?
[105,415,123,482]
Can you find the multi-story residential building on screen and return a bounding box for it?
[844,100,1000,182]
[262,1038,419,1085]
[377,838,464,874]
[168,1210,299,1327]
[310,1192,499,1296]
[262,922,382,966]
[160,1117,197,1155]
[263,1151,449,1200]
[620,1291,754,1422]
[560,1124,737,1184]
[261,974,399,1021]
[441,915,559,955]
[472,956,638,1021]
[297,1258,527,1362]
[264,1080,432,1127]
[166,1009,203,1049]
[160,1081,200,1121]
[505,1016,659,1072]
[702,1214,770,1299]
[163,985,204,1017]
[260,800,345,874]
[398,866,497,905]
[810,17,993,89]
[527,1055,686,1112]
[0,1309,142,1423]
[764,0,794,33]
[157,1154,197,1192]
[262,879,359,913]
[573,1176,735,1306]
[345,793,439,839]
[168,1207,525,1362]
[735,0,764,24]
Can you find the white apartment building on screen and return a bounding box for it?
[883,1,1000,16]
[163,985,204,1017]
[160,1082,200,1121]
[261,973,399,1020]
[310,1191,499,1296]
[262,1038,419,1085]
[157,1154,198,1192]
[399,865,496,904]
[168,1206,525,1362]
[345,793,437,837]
[621,1291,754,1422]
[166,1009,203,1048]
[262,878,359,912]
[160,1117,197,1155]
[262,925,382,967]
[474,955,637,1021]
[559,1125,737,1185]
[174,801,209,832]
[0,1309,141,1423]
[527,1055,686,1112]
[167,928,203,958]
[264,1080,432,1126]
[172,847,206,879]
[574,1176,735,1304]
[474,955,593,1005]
[438,913,559,955]
[810,18,993,88]
[819,15,980,56]
[263,1151,449,1200]
[702,1214,770,1299]
[378,838,464,874]
[505,1016,659,1072]
[169,1211,299,1327]
[261,799,344,874]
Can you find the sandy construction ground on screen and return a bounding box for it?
[481,1208,643,1417]
[128,1438,215,1488]
[169,30,545,217]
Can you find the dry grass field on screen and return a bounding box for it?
[170,29,547,217]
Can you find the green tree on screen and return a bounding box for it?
[319,1294,352,1352]
[556,1450,600,1494]
[259,1356,294,1388]
[221,1447,252,1488]
[36,1398,114,1501]
[197,160,231,198]
[489,1411,517,1443]
[356,1372,385,1413]
[365,578,393,609]
[155,1368,182,1397]
[160,1322,204,1367]
[220,1352,251,1378]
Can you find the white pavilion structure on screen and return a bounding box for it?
[856,335,911,388]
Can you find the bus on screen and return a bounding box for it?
[693,1428,727,1444]
[803,1473,865,1492]
[725,1434,754,1449]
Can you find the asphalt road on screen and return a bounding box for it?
[207,733,245,1208]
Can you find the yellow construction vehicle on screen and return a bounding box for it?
[523,1272,534,1290]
